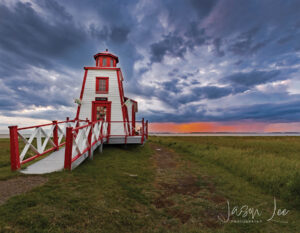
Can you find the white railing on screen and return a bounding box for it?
[9,119,89,170]
[64,119,108,170]
[9,118,147,171]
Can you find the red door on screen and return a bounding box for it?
[92,101,111,122]
[92,101,111,134]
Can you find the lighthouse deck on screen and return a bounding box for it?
[108,135,146,144]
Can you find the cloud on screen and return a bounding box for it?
[212,37,225,57]
[142,98,300,123]
[0,1,85,72]
[90,24,131,44]
[188,0,219,18]
[150,34,186,63]
[219,100,300,122]
[149,22,208,63]
[228,27,269,56]
[222,70,282,88]
[194,86,232,99]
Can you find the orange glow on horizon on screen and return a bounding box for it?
[149,122,300,133]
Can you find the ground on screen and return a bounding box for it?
[0,137,300,232]
[0,176,47,205]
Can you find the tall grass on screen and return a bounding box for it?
[150,136,300,208]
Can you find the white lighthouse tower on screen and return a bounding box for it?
[75,49,143,143]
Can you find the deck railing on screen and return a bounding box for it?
[107,118,148,143]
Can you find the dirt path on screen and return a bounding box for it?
[150,143,226,229]
[0,176,48,205]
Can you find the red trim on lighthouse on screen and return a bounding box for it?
[94,52,119,63]
[116,70,128,133]
[76,69,88,120]
[132,105,135,135]
[84,67,120,71]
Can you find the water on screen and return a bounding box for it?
[150,133,300,136]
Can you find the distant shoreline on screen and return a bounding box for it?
[2,133,300,138]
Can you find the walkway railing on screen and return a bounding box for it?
[9,118,148,171]
[9,118,88,171]
[64,119,108,170]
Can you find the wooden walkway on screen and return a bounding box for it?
[21,148,65,174]
[20,136,145,174]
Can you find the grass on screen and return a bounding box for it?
[0,136,300,232]
[0,139,20,180]
[150,136,300,208]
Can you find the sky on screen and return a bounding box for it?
[0,0,300,133]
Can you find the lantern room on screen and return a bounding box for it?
[94,49,119,67]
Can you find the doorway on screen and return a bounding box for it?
[92,101,111,134]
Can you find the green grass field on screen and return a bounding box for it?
[0,137,300,232]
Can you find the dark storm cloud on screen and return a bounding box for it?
[150,34,186,63]
[144,99,300,123]
[143,104,208,123]
[132,79,233,107]
[223,70,282,88]
[149,22,208,63]
[216,100,300,122]
[161,79,180,93]
[228,27,269,56]
[90,25,131,44]
[194,86,232,99]
[173,86,233,105]
[36,0,72,21]
[0,1,85,73]
[148,0,218,63]
[189,0,219,18]
[150,26,208,62]
[213,38,225,57]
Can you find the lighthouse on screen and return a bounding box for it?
[8,49,148,173]
[75,49,142,143]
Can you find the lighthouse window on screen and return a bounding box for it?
[96,77,109,94]
[102,58,107,66]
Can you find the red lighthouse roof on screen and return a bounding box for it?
[94,49,119,63]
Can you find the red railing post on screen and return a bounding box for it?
[141,118,144,144]
[100,120,104,143]
[64,127,73,170]
[88,121,93,159]
[146,120,149,139]
[107,121,110,143]
[66,117,69,122]
[9,126,20,171]
[52,120,58,150]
